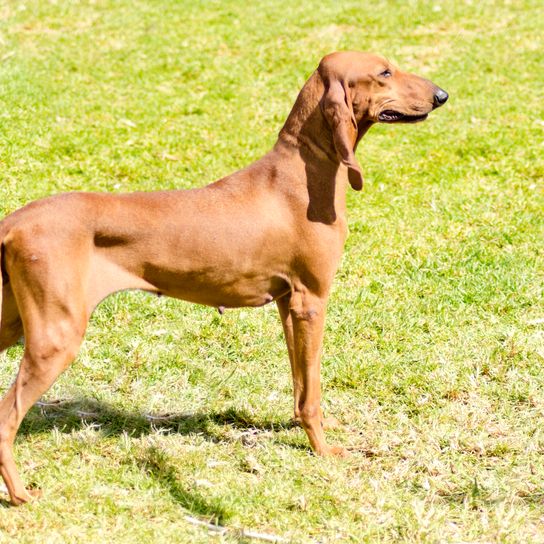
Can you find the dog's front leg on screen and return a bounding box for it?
[277,294,342,433]
[286,289,348,457]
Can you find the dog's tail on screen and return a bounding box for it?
[0,224,8,335]
[0,238,4,333]
[0,233,4,333]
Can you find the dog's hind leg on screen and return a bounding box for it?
[0,261,88,505]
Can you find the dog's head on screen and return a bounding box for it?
[318,51,448,190]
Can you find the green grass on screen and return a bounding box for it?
[0,0,543,542]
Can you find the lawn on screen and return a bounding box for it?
[0,0,543,542]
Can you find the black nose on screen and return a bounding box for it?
[433,88,449,107]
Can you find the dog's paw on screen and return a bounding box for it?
[10,488,41,506]
[314,444,350,458]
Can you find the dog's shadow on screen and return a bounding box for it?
[10,399,303,516]
[19,399,297,440]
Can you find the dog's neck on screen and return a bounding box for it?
[269,73,349,225]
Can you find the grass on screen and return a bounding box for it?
[0,0,543,541]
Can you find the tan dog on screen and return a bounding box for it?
[0,51,447,504]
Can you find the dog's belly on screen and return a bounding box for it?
[145,266,291,308]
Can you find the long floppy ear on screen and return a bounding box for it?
[320,78,363,191]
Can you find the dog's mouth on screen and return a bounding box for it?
[378,110,429,123]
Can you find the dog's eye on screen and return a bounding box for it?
[380,69,392,78]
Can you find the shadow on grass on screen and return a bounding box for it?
[18,398,297,442]
[10,399,302,516]
[137,445,229,524]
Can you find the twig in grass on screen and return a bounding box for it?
[36,401,100,421]
[144,411,195,422]
[36,400,67,407]
[240,529,288,542]
[75,410,100,419]
[184,515,288,542]
[184,515,227,535]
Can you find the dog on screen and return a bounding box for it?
[0,51,447,504]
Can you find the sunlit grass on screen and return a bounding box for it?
[0,0,543,542]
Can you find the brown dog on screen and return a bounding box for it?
[0,51,447,504]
